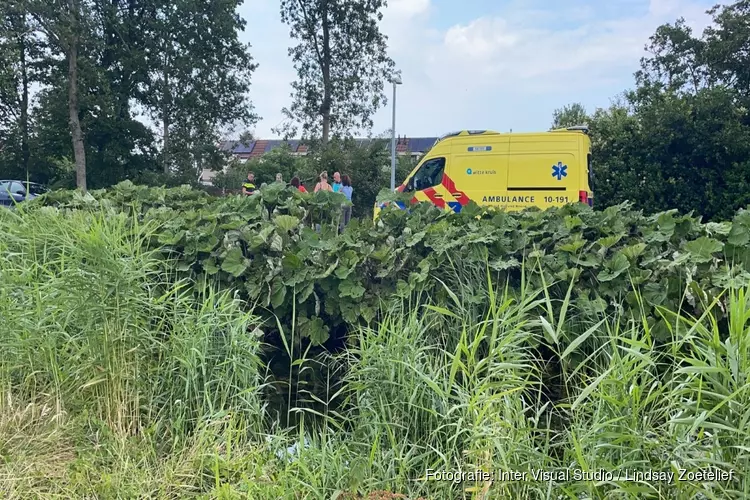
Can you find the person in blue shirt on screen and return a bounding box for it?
[332,171,342,193]
[339,174,353,233]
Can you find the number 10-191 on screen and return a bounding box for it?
[544,196,569,203]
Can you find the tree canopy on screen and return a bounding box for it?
[0,0,258,190]
[278,0,395,143]
[553,1,750,221]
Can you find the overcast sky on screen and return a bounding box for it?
[237,0,716,139]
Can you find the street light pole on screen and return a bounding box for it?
[389,72,402,191]
[390,83,397,190]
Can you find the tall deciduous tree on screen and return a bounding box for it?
[2,0,259,188]
[635,18,710,95]
[138,0,258,175]
[704,1,750,100]
[555,1,750,221]
[17,0,93,191]
[279,0,395,143]
[0,6,46,178]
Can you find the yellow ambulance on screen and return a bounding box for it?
[375,127,593,217]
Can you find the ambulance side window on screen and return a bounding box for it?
[405,157,445,192]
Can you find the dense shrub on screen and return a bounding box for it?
[31,181,750,350]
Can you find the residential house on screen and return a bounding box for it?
[199,136,438,186]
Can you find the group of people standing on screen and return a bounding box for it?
[241,170,354,231]
[241,172,288,194]
[312,171,353,230]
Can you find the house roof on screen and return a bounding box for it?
[220,140,256,154]
[407,138,439,153]
[219,137,438,155]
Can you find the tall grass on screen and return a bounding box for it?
[0,207,265,496]
[267,273,750,499]
[1,206,749,498]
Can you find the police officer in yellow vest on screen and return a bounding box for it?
[242,172,256,195]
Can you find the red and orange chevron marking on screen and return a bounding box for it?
[394,173,470,212]
[440,174,470,206]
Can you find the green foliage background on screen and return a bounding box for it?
[212,140,416,218]
[5,1,750,223]
[6,182,750,497]
[34,181,750,352]
[552,3,750,221]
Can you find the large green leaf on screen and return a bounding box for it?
[596,233,624,249]
[270,233,284,252]
[299,316,329,345]
[250,225,275,249]
[339,280,366,299]
[196,234,220,252]
[282,253,303,271]
[405,230,426,247]
[727,222,749,247]
[221,247,248,277]
[202,257,220,275]
[597,252,630,282]
[564,215,583,229]
[684,237,724,263]
[274,214,300,232]
[643,282,668,306]
[489,257,520,271]
[621,242,647,261]
[559,237,586,253]
[297,281,315,303]
[571,253,602,267]
[334,250,360,280]
[270,279,286,308]
[158,229,186,245]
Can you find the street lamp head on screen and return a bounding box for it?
[390,71,402,85]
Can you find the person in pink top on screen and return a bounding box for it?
[314,172,333,192]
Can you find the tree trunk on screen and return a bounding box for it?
[67,36,87,192]
[18,15,30,176]
[162,67,170,174]
[321,0,331,144]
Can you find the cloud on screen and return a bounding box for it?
[367,0,716,136]
[240,0,717,138]
[443,18,520,59]
[434,0,714,92]
[386,0,430,18]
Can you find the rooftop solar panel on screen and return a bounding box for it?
[408,138,438,152]
[230,141,255,154]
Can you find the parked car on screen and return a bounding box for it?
[0,180,48,207]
